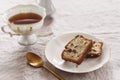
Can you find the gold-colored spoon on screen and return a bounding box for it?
[26,52,65,80]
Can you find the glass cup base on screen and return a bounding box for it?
[18,34,37,46]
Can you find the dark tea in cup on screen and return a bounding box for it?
[9,13,42,24]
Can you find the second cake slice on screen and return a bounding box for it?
[62,35,92,65]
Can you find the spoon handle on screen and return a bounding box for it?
[43,65,65,80]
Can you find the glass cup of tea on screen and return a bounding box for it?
[1,4,46,46]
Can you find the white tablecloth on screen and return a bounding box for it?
[0,0,120,80]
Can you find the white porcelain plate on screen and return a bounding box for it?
[45,32,110,73]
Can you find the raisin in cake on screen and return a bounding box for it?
[86,41,103,58]
[62,35,92,65]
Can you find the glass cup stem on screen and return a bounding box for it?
[18,33,37,46]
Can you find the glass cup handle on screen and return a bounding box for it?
[1,25,20,37]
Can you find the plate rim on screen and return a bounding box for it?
[45,32,111,73]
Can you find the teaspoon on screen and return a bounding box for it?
[26,52,65,80]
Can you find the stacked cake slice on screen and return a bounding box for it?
[62,35,103,65]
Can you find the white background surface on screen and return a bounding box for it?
[0,0,120,80]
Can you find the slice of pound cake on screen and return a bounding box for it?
[86,41,103,58]
[62,35,92,65]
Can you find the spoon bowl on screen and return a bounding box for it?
[27,52,43,67]
[26,52,65,80]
